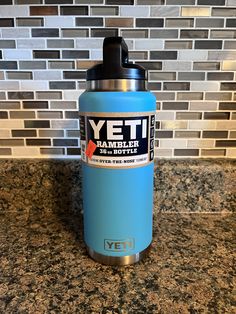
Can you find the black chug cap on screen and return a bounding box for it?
[86,37,146,81]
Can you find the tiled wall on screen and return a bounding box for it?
[0,0,235,159]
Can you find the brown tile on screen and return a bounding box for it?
[7,71,32,80]
[177,92,203,100]
[10,111,35,119]
[24,120,50,128]
[203,131,228,138]
[60,6,88,15]
[162,102,188,110]
[205,92,232,101]
[30,6,58,15]
[0,148,11,155]
[49,61,75,69]
[62,28,89,38]
[176,112,202,120]
[193,62,220,70]
[156,131,173,138]
[67,148,81,155]
[105,18,133,27]
[216,140,236,147]
[12,130,37,137]
[201,149,226,156]
[204,112,230,120]
[8,92,34,100]
[219,102,236,110]
[0,139,24,146]
[0,111,8,119]
[36,91,62,99]
[174,149,199,156]
[91,28,118,38]
[53,139,78,146]
[37,111,63,119]
[0,101,20,109]
[23,101,48,109]
[26,139,51,146]
[39,130,64,137]
[40,148,65,155]
[229,131,236,138]
[175,131,200,138]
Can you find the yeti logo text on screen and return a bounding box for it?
[89,119,147,140]
[104,238,135,252]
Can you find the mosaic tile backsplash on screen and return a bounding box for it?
[0,0,235,158]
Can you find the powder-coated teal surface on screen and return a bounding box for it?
[79,91,156,257]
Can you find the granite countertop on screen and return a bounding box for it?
[0,159,235,313]
[0,211,235,313]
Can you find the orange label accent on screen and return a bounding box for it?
[85,140,97,159]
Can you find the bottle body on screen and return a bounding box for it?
[79,91,156,265]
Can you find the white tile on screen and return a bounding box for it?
[154,148,173,157]
[156,111,175,120]
[0,120,24,129]
[20,81,48,90]
[64,90,83,100]
[34,70,62,80]
[45,16,75,28]
[160,139,187,148]
[151,6,179,17]
[0,5,28,17]
[226,149,236,158]
[75,38,103,49]
[12,147,40,157]
[90,49,102,60]
[191,81,220,91]
[163,61,192,71]
[216,121,236,130]
[2,28,30,38]
[226,0,236,5]
[178,50,208,61]
[187,140,215,148]
[120,6,149,17]
[51,120,78,129]
[0,81,19,90]
[3,49,32,60]
[135,39,164,50]
[208,51,236,60]
[189,121,217,130]
[17,39,46,49]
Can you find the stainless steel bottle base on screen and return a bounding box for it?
[86,244,151,266]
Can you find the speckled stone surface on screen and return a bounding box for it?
[0,159,235,313]
[0,210,235,313]
[0,159,235,213]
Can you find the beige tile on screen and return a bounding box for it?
[12,147,40,157]
[181,7,210,17]
[216,121,236,130]
[0,120,24,128]
[201,149,226,157]
[226,149,236,158]
[161,121,188,130]
[190,102,218,111]
[160,139,187,148]
[189,121,217,130]
[187,140,214,148]
[0,130,10,137]
[222,61,236,71]
[154,148,173,157]
[156,111,175,120]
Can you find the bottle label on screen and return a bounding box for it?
[80,112,155,169]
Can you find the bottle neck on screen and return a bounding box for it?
[86,79,147,92]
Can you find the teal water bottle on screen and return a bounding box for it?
[79,37,156,265]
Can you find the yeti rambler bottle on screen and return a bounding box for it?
[79,37,156,265]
